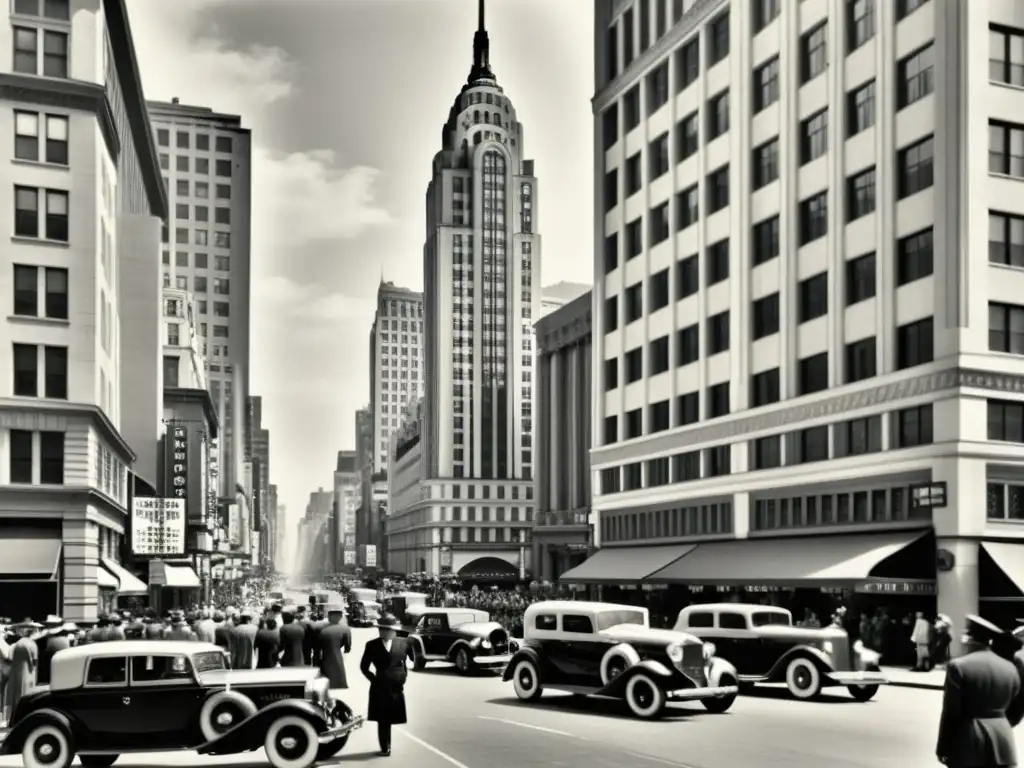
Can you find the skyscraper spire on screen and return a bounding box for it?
[468,0,495,84]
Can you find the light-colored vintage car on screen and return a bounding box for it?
[503,601,739,719]
[674,604,888,701]
[0,640,362,768]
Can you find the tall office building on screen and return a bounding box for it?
[369,281,424,471]
[246,395,270,560]
[267,483,279,567]
[387,0,538,577]
[586,0,1024,640]
[0,0,166,621]
[147,99,251,498]
[332,450,360,570]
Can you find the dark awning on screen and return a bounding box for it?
[647,531,929,587]
[558,544,696,584]
[458,557,517,577]
[0,536,61,579]
[982,542,1024,597]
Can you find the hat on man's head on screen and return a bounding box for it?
[964,614,1005,645]
[325,603,345,614]
[14,619,42,630]
[375,614,401,630]
[43,614,62,627]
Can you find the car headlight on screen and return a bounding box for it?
[702,641,716,661]
[481,640,492,649]
[666,644,684,663]
[822,641,833,654]
[469,637,482,648]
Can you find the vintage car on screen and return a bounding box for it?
[386,591,428,617]
[673,604,887,701]
[397,606,513,674]
[502,601,739,719]
[0,640,363,768]
[347,587,382,627]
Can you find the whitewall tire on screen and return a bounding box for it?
[21,724,73,768]
[624,673,666,719]
[600,645,640,685]
[199,690,258,741]
[511,659,543,702]
[785,658,822,700]
[264,715,319,768]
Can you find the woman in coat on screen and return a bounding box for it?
[4,621,40,719]
[360,614,413,756]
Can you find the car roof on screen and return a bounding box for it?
[525,601,649,616]
[406,606,486,616]
[679,604,792,616]
[50,640,224,692]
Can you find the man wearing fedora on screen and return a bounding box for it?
[360,613,413,757]
[36,615,64,684]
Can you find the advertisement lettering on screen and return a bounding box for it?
[131,498,186,556]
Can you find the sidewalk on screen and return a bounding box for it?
[882,664,945,691]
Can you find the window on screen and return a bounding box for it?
[707,12,730,66]
[707,91,729,140]
[707,311,729,355]
[646,62,669,115]
[196,182,210,199]
[892,404,933,449]
[752,216,779,265]
[15,0,71,20]
[196,158,209,175]
[649,269,669,312]
[196,134,210,151]
[14,187,68,242]
[990,303,1024,355]
[751,368,780,407]
[753,0,780,33]
[990,25,1024,87]
[845,337,876,383]
[896,317,934,370]
[625,153,642,196]
[13,26,68,78]
[688,611,714,628]
[602,105,618,150]
[800,23,828,83]
[675,112,699,160]
[705,444,730,476]
[604,295,618,332]
[835,416,882,457]
[625,347,643,383]
[989,399,1024,443]
[989,121,1024,178]
[215,159,232,178]
[896,0,929,20]
[800,110,828,164]
[600,469,621,494]
[13,266,67,320]
[898,228,934,284]
[846,252,876,305]
[707,383,730,419]
[626,218,643,260]
[14,112,68,165]
[176,156,189,173]
[799,192,828,245]
[798,273,828,322]
[847,168,876,221]
[752,293,779,339]
[603,233,618,274]
[604,415,618,444]
[605,24,619,84]
[86,657,128,686]
[677,392,699,427]
[675,37,699,92]
[793,426,829,463]
[624,85,641,131]
[897,45,934,109]
[676,185,698,230]
[752,436,782,470]
[626,409,642,439]
[638,0,650,51]
[649,336,670,375]
[131,655,193,684]
[44,346,67,398]
[625,282,643,323]
[753,58,779,113]
[164,355,180,389]
[13,344,37,396]
[562,615,593,634]
[677,324,699,365]
[799,353,828,395]
[216,136,233,153]
[649,133,669,181]
[752,139,778,189]
[215,207,231,225]
[39,431,63,484]
[649,202,670,245]
[10,430,32,483]
[603,169,618,212]
[604,358,618,391]
[213,278,230,295]
[847,81,875,137]
[706,165,729,213]
[897,136,934,199]
[706,239,729,285]
[677,255,698,299]
[175,204,189,220]
[847,0,874,51]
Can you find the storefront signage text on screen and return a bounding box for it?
[855,581,937,596]
[170,426,188,500]
[131,497,186,556]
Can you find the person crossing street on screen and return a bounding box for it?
[360,613,413,757]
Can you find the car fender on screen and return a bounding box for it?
[705,656,738,687]
[502,647,541,682]
[766,645,834,681]
[406,634,427,657]
[447,638,477,661]
[596,659,673,699]
[197,698,328,756]
[0,708,74,755]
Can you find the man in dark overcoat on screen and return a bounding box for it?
[360,613,413,756]
[278,607,307,667]
[232,611,258,670]
[255,616,280,668]
[937,615,1020,767]
[317,603,352,691]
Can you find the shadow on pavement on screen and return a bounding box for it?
[741,685,860,704]
[412,666,502,678]
[484,694,695,720]
[333,750,386,761]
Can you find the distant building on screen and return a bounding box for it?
[540,281,591,319]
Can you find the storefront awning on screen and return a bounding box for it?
[982,543,1024,597]
[0,536,61,579]
[101,558,149,596]
[647,531,930,587]
[149,562,201,589]
[558,544,696,584]
[96,567,119,589]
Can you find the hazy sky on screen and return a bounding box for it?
[125,0,595,527]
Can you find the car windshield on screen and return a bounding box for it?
[192,651,227,673]
[751,611,792,627]
[448,612,483,628]
[596,610,647,631]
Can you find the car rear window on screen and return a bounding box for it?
[751,611,791,627]
[718,613,747,630]
[562,615,594,634]
[192,651,227,673]
[132,655,192,683]
[86,656,127,685]
[687,611,714,628]
[534,614,557,631]
[595,609,646,631]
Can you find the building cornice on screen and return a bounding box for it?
[536,290,592,353]
[0,485,129,517]
[163,387,219,438]
[0,398,135,463]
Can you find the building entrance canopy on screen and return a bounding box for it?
[982,543,1024,598]
[149,562,201,589]
[558,544,696,584]
[646,531,931,588]
[101,558,149,596]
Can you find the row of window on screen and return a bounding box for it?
[159,154,233,178]
[161,225,232,249]
[601,500,733,543]
[167,179,232,202]
[750,483,933,531]
[155,128,233,154]
[162,252,232,272]
[172,204,232,226]
[9,429,64,486]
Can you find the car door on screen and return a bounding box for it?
[64,656,132,749]
[419,613,450,656]
[716,611,759,675]
[528,612,564,683]
[555,614,602,687]
[124,654,206,749]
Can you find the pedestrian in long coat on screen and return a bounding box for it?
[278,609,306,667]
[194,610,216,644]
[255,617,280,668]
[4,622,40,719]
[360,614,412,756]
[316,604,352,690]
[231,612,257,670]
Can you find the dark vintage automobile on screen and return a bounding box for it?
[0,640,363,768]
[346,587,382,627]
[673,604,888,701]
[396,606,514,675]
[502,601,739,719]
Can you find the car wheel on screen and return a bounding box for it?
[316,737,349,762]
[199,690,258,741]
[848,683,879,702]
[21,723,74,768]
[702,674,737,714]
[625,673,666,719]
[79,756,119,768]
[785,657,822,700]
[411,644,427,671]
[454,648,472,675]
[264,715,320,768]
[511,659,544,702]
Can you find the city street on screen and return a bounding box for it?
[0,627,967,768]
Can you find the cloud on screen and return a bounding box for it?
[254,275,376,323]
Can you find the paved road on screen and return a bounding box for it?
[0,627,978,768]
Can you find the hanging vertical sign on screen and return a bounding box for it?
[170,426,189,501]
